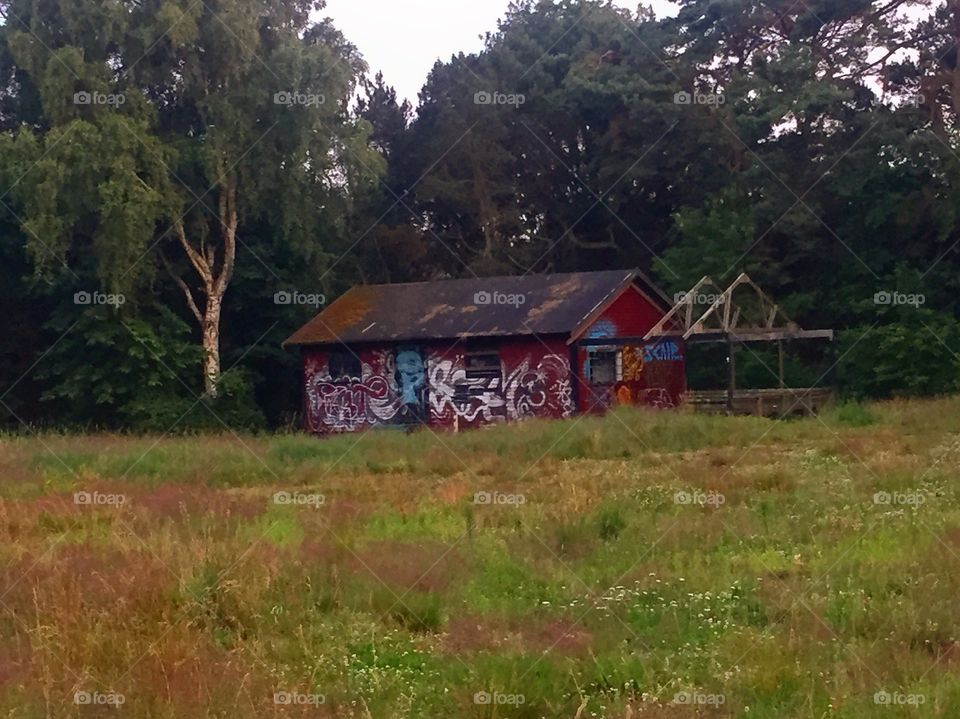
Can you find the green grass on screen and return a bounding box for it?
[1,397,960,716]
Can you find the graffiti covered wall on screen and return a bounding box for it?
[302,339,575,434]
[428,340,574,430]
[577,285,686,412]
[303,348,409,433]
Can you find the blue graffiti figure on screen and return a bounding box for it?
[395,349,426,406]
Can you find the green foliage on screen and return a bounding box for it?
[29,296,266,431]
[0,0,383,401]
[657,189,757,289]
[36,302,197,427]
[1,0,960,430]
[828,401,879,428]
[125,369,266,433]
[384,0,960,402]
[836,317,960,399]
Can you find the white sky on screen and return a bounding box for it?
[323,0,680,105]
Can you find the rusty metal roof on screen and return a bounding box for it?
[283,269,669,347]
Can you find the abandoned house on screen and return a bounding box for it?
[283,270,687,434]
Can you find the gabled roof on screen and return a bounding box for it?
[283,269,671,347]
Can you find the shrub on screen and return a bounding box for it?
[125,369,266,433]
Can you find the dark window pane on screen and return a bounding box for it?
[588,350,617,384]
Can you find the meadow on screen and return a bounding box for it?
[0,398,959,717]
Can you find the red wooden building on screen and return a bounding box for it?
[283,270,686,434]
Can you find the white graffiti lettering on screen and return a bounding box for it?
[305,350,402,432]
[308,350,576,432]
[429,353,573,424]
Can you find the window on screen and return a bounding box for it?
[453,343,502,407]
[587,349,618,384]
[328,351,360,380]
[464,343,501,382]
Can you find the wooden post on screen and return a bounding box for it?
[778,339,785,418]
[778,340,785,388]
[726,337,736,414]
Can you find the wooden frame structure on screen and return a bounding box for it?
[644,274,835,415]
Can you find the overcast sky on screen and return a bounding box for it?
[323,0,680,105]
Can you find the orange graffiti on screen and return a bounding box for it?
[622,346,644,381]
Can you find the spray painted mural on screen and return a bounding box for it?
[304,350,397,432]
[576,287,687,414]
[394,346,428,423]
[303,345,575,433]
[571,283,686,412]
[614,341,685,408]
[429,353,574,427]
[579,339,685,412]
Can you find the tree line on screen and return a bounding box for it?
[0,0,957,431]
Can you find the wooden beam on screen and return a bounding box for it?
[684,329,834,344]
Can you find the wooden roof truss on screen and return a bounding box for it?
[644,273,834,344]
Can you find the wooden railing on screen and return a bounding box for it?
[685,388,833,417]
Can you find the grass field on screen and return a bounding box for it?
[1,398,959,717]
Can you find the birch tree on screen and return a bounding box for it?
[3,0,383,395]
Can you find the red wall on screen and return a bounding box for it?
[575,286,686,413]
[302,345,400,434]
[301,337,575,434]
